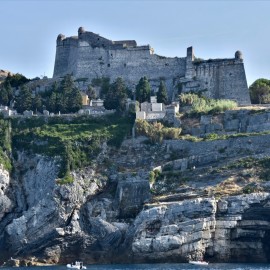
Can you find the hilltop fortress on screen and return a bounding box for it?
[53,27,251,104]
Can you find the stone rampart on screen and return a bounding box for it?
[165,133,270,171]
[186,110,270,136]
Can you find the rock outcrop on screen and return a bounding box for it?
[130,193,270,263]
[0,134,270,265]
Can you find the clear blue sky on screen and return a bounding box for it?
[1,0,269,85]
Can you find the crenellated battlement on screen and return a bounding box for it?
[53,27,250,104]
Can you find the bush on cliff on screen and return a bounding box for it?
[0,118,12,171]
[12,115,133,179]
[249,78,270,104]
[136,119,181,143]
[179,93,237,115]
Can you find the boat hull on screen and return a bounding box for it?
[189,261,208,265]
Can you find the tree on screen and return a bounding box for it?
[5,73,30,88]
[0,86,9,106]
[249,78,270,104]
[15,85,32,113]
[157,80,168,104]
[136,76,151,103]
[0,81,13,106]
[86,85,96,100]
[68,87,83,113]
[104,77,127,112]
[47,74,82,113]
[31,94,42,113]
[47,92,57,112]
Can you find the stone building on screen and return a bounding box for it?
[53,27,250,105]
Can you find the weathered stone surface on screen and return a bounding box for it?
[0,165,13,221]
[1,134,270,264]
[189,110,270,137]
[129,193,270,262]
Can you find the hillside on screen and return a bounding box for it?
[0,109,270,266]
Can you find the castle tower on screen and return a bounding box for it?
[185,46,195,79]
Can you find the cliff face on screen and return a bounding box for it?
[0,140,270,265]
[1,111,270,265]
[131,194,270,263]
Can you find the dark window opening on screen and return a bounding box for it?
[165,63,169,66]
[108,64,110,67]
[124,63,127,67]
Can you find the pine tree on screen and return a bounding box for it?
[47,92,57,112]
[68,88,83,113]
[54,74,82,113]
[0,86,9,106]
[31,94,42,113]
[15,85,32,113]
[157,80,168,104]
[136,76,151,103]
[0,82,13,106]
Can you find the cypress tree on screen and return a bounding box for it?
[104,77,127,112]
[135,76,151,103]
[157,80,168,104]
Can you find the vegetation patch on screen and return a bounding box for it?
[11,114,133,179]
[0,119,12,171]
[179,93,237,116]
[136,119,181,143]
[151,170,188,195]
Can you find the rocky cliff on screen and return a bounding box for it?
[1,112,270,265]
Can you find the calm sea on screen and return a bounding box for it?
[1,264,270,270]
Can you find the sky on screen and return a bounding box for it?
[1,0,269,86]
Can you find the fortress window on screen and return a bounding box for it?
[111,53,113,57]
[124,63,127,67]
[108,64,110,67]
[165,63,169,66]
[98,38,100,40]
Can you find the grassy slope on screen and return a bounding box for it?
[11,114,133,179]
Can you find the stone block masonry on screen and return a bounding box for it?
[53,27,251,105]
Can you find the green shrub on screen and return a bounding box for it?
[149,169,161,185]
[135,119,181,143]
[179,93,237,116]
[56,172,74,185]
[12,115,133,180]
[0,118,12,171]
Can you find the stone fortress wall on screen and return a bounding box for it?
[53,27,251,104]
[184,48,250,105]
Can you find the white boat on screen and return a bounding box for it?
[189,260,209,265]
[67,261,87,269]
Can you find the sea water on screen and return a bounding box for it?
[1,264,270,270]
